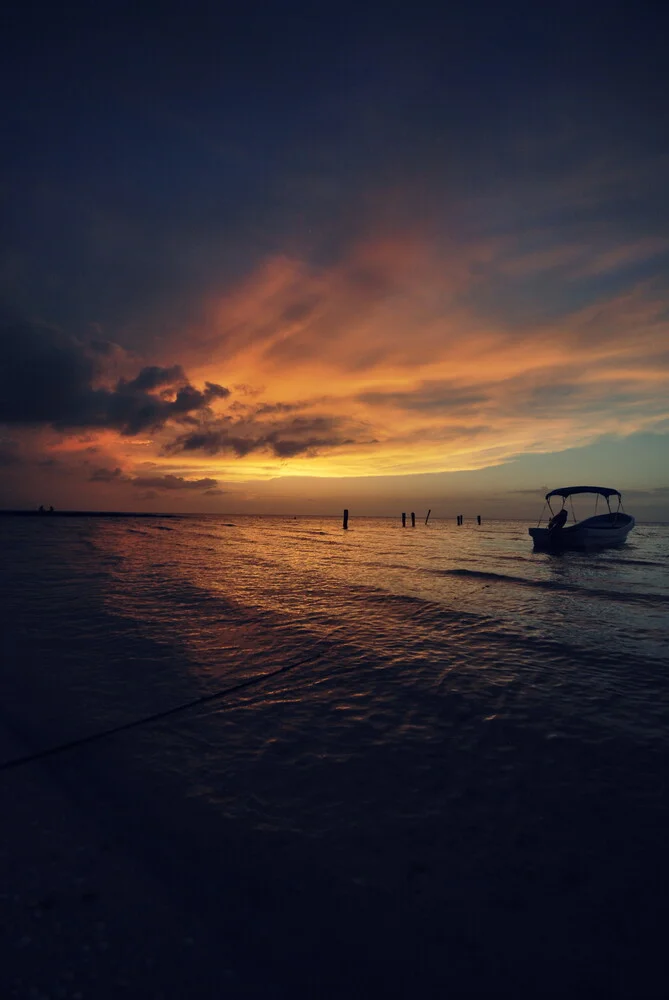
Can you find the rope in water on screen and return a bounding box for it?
[0,651,324,774]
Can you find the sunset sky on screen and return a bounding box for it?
[2,1,668,518]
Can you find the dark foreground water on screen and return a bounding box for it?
[1,514,668,998]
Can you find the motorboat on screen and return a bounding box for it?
[529,486,635,550]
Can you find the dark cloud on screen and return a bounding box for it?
[89,466,123,482]
[253,401,306,416]
[230,394,310,418]
[203,382,231,400]
[129,475,218,491]
[123,365,186,392]
[0,320,229,437]
[0,321,98,425]
[88,466,219,492]
[166,414,352,459]
[271,435,344,458]
[101,378,230,436]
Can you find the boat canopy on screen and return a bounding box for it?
[545,486,621,501]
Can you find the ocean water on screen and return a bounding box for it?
[1,514,669,998]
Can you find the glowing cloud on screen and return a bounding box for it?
[3,225,667,505]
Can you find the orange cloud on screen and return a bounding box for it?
[147,233,667,480]
[5,231,667,496]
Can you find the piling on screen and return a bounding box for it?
[411,512,416,527]
[343,508,349,530]
[425,509,431,525]
[402,512,406,527]
[477,515,481,525]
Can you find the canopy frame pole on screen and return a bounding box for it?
[538,501,548,526]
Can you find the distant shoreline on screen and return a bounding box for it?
[1,510,665,525]
[0,510,180,519]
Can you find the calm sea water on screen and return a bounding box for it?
[1,514,669,997]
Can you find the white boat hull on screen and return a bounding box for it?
[529,513,635,550]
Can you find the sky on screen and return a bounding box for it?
[1,1,668,518]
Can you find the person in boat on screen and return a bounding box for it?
[548,507,568,531]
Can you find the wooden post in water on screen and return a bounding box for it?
[402,512,406,527]
[425,509,431,525]
[411,512,416,527]
[477,515,481,525]
[343,508,349,529]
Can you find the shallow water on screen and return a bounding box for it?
[1,514,668,997]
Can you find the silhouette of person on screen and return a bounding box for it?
[48,506,54,513]
[38,505,44,513]
[548,508,568,531]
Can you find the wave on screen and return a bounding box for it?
[360,561,416,572]
[596,557,667,568]
[428,568,669,605]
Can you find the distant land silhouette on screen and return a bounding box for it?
[0,510,180,518]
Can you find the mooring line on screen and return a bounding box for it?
[0,652,324,774]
